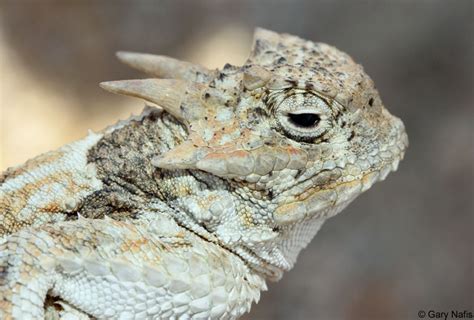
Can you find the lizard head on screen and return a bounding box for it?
[101,28,408,279]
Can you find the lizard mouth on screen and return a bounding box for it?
[249,148,407,277]
[273,128,408,225]
[234,168,396,279]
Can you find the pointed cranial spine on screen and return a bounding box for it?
[116,51,212,82]
[100,79,205,124]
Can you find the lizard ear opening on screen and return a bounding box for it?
[116,51,212,82]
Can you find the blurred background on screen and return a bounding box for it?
[0,1,472,319]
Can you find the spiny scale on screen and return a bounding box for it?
[116,51,212,82]
[100,79,205,123]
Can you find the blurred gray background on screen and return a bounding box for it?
[0,1,472,319]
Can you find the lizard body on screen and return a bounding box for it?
[0,28,407,319]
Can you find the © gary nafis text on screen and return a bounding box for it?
[422,310,473,319]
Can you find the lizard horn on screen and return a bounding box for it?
[100,79,201,122]
[116,51,212,82]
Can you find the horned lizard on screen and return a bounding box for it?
[0,28,407,319]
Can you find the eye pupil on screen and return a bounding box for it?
[288,113,320,128]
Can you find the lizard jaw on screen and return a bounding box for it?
[274,132,408,225]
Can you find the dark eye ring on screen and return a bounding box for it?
[287,113,320,128]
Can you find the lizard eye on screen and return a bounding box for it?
[275,93,332,142]
[287,113,320,128]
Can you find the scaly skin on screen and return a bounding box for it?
[0,28,407,319]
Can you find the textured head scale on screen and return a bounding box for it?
[101,28,407,279]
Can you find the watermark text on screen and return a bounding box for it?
[418,310,473,319]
